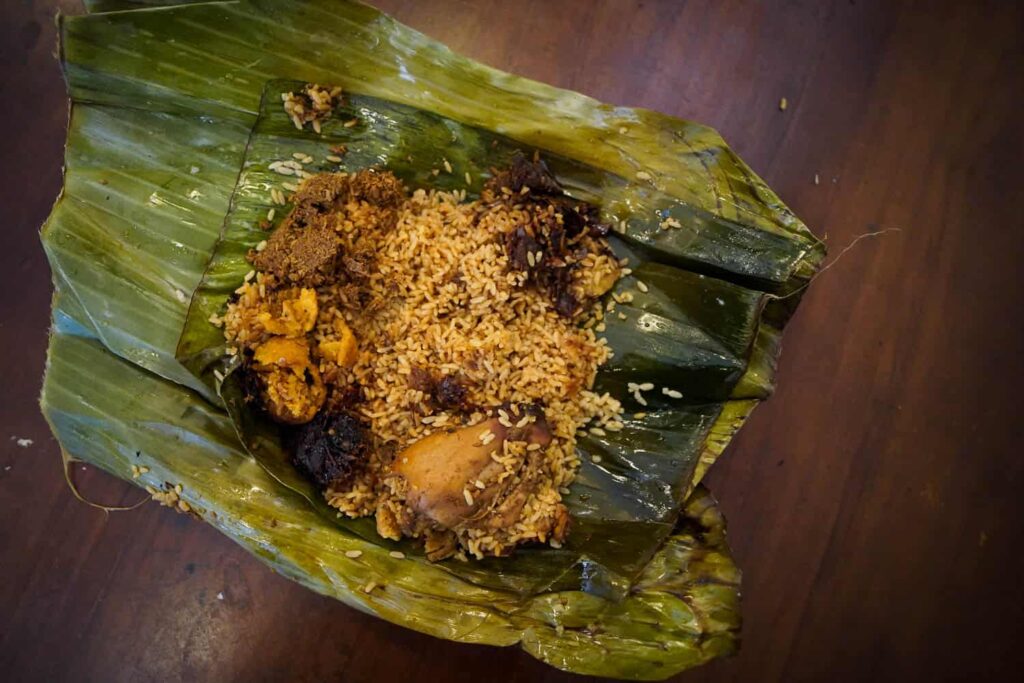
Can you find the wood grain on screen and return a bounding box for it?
[2,1,1022,681]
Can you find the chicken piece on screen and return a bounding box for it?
[390,409,552,530]
[392,421,499,529]
[317,318,359,367]
[550,505,571,544]
[257,287,318,337]
[375,501,403,541]
[423,529,458,562]
[481,455,543,531]
[252,337,325,424]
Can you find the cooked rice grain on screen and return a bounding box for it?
[224,183,621,558]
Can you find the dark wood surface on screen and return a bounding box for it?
[2,1,1023,681]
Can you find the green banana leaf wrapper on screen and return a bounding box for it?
[40,0,824,678]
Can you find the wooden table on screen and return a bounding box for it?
[2,1,1022,680]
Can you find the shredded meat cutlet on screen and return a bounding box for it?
[251,215,342,287]
[287,170,405,228]
[250,169,406,287]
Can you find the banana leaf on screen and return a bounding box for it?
[40,0,823,678]
[43,293,740,680]
[56,0,821,395]
[174,79,779,597]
